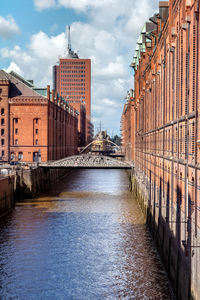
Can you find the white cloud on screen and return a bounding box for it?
[34,0,115,12]
[0,15,19,39]
[102,98,121,108]
[29,31,66,60]
[4,0,159,133]
[50,23,58,33]
[5,62,24,76]
[58,0,114,12]
[94,57,127,79]
[34,0,56,11]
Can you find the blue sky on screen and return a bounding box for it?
[0,0,158,136]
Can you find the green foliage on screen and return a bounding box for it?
[110,135,121,146]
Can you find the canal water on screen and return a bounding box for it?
[0,169,174,299]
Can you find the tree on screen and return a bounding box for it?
[110,135,121,146]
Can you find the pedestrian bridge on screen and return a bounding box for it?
[40,154,132,169]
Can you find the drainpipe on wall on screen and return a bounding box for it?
[194,6,199,237]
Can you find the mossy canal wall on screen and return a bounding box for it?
[0,166,73,217]
[128,169,191,300]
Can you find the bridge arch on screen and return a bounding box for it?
[40,154,132,169]
[80,139,121,154]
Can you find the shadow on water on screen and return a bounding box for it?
[0,169,174,299]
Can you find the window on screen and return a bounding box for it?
[36,129,38,134]
[192,122,195,156]
[1,129,4,136]
[1,108,4,115]
[33,152,39,162]
[15,139,18,145]
[15,128,18,134]
[14,118,18,124]
[33,118,39,124]
[1,139,4,146]
[35,139,38,145]
[10,152,14,160]
[1,118,5,125]
[18,152,23,160]
[1,150,4,157]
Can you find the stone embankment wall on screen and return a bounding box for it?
[0,175,14,217]
[129,169,191,300]
[14,167,72,199]
[0,166,72,218]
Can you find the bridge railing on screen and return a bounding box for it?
[40,154,134,169]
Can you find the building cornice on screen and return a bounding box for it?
[9,97,48,105]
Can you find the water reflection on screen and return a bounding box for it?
[0,169,174,299]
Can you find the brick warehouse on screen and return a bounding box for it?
[0,70,78,163]
[53,26,93,147]
[122,0,200,299]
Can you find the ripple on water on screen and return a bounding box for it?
[0,169,174,299]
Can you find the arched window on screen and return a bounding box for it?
[10,152,14,160]
[18,152,23,160]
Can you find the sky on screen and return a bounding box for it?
[0,0,158,136]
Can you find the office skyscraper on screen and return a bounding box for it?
[53,26,92,146]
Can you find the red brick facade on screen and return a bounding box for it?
[122,1,200,298]
[121,89,135,161]
[53,57,92,146]
[0,70,78,163]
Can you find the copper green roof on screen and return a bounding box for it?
[33,88,47,97]
[131,21,157,70]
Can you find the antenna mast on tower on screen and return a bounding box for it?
[68,25,71,51]
[65,25,79,58]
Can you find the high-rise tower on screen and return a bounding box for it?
[53,26,92,146]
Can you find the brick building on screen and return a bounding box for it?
[0,70,78,163]
[121,89,135,161]
[53,26,92,147]
[122,0,200,298]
